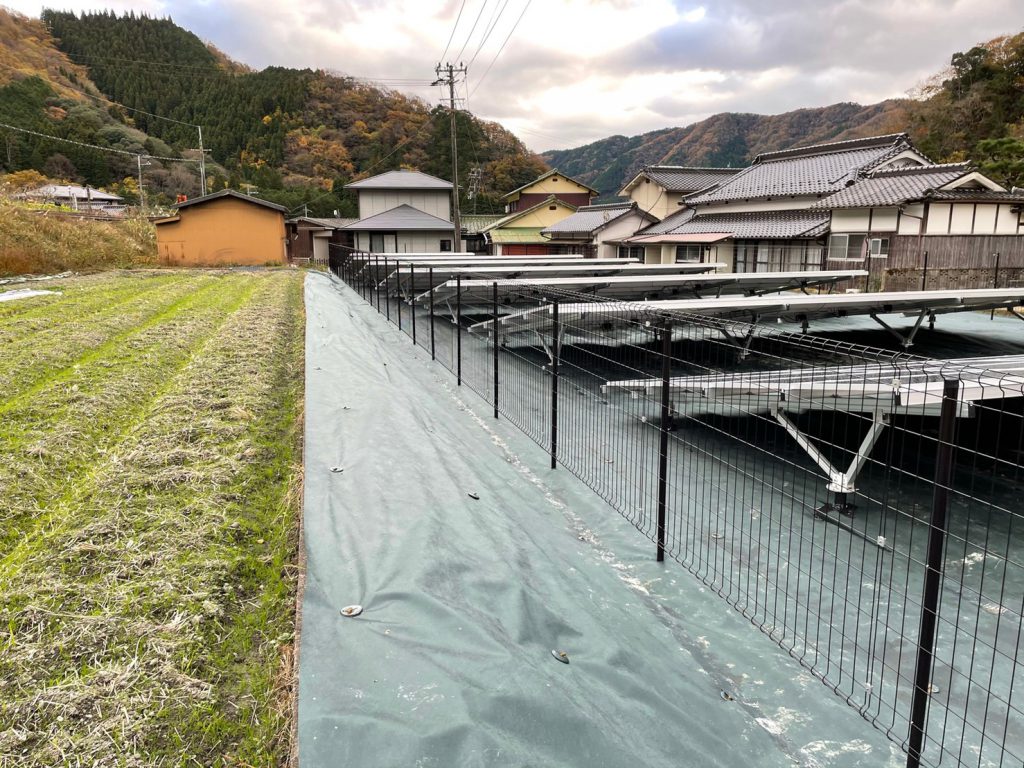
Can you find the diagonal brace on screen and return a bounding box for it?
[773,409,888,494]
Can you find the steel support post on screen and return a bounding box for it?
[906,377,960,768]
[550,301,560,469]
[492,282,499,419]
[429,267,436,360]
[656,327,672,562]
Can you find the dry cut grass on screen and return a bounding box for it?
[0,269,305,767]
[0,200,157,276]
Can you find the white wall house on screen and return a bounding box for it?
[630,134,935,272]
[343,170,460,252]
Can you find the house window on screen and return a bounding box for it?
[675,244,703,263]
[440,239,452,252]
[869,237,889,258]
[827,233,866,262]
[548,205,557,210]
[617,245,644,259]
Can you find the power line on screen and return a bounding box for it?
[469,0,533,97]
[54,79,202,129]
[454,0,491,62]
[0,120,200,163]
[439,0,469,63]
[467,0,510,68]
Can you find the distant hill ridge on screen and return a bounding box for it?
[543,101,911,199]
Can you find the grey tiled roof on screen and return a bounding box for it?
[810,164,971,209]
[173,189,287,213]
[637,207,697,235]
[641,167,739,192]
[343,204,453,231]
[541,203,648,236]
[460,214,504,233]
[29,184,123,202]
[291,217,359,228]
[641,209,829,240]
[687,134,916,204]
[345,170,452,190]
[923,189,1024,203]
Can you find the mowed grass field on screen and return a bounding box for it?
[0,270,305,766]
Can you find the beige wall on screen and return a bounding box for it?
[495,202,575,231]
[627,181,683,220]
[595,213,652,259]
[156,197,285,267]
[358,189,451,220]
[516,173,591,197]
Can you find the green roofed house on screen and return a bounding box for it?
[481,195,578,255]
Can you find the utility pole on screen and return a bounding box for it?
[197,125,207,196]
[434,62,467,251]
[136,154,151,210]
[467,167,482,214]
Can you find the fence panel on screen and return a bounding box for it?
[326,255,1024,768]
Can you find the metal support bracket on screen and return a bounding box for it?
[720,319,760,360]
[870,308,928,348]
[773,408,889,499]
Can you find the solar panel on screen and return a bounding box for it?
[605,355,1024,417]
[475,288,1024,344]
[355,256,634,286]
[415,269,866,306]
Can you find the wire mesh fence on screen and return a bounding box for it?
[329,245,1024,768]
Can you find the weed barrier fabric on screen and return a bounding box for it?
[299,273,898,767]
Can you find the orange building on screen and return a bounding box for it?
[155,190,287,267]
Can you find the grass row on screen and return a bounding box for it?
[0,272,227,400]
[0,270,304,766]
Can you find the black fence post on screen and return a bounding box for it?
[991,252,1001,320]
[656,326,672,562]
[410,263,417,345]
[429,266,436,361]
[550,300,559,469]
[492,281,499,419]
[920,250,929,292]
[375,255,383,314]
[456,274,462,386]
[906,377,960,768]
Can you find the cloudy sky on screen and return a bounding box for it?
[5,0,1021,150]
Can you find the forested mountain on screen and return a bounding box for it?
[2,8,1022,212]
[543,102,908,198]
[0,9,546,214]
[545,31,1024,199]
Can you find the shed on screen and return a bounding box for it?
[155,190,287,267]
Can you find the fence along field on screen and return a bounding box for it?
[333,247,1024,768]
[0,270,304,766]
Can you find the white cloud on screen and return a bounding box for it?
[4,0,1021,151]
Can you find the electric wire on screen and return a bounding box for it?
[466,0,510,69]
[0,120,200,163]
[469,0,533,97]
[439,0,469,63]
[454,0,491,63]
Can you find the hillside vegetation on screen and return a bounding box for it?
[0,8,546,215]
